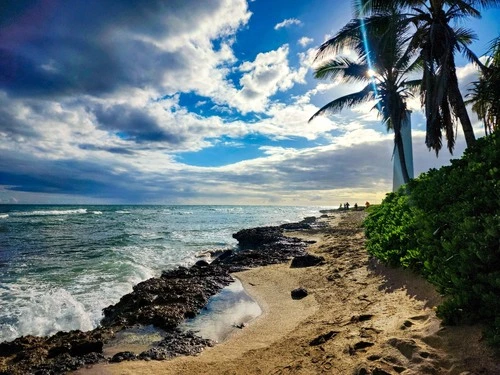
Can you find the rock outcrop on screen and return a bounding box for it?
[0,216,319,374]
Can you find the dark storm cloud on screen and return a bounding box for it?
[78,144,135,155]
[0,153,192,202]
[93,104,187,144]
[0,105,40,139]
[0,0,229,98]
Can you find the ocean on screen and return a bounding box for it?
[0,205,325,343]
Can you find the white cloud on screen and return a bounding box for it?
[1,0,485,206]
[228,45,308,113]
[298,36,314,47]
[274,18,302,30]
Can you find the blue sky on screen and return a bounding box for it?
[0,0,499,205]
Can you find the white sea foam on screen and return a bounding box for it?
[1,288,93,342]
[1,205,327,342]
[0,214,8,219]
[92,211,103,215]
[12,208,88,217]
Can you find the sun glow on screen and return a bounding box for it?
[367,69,376,77]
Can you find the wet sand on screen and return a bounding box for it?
[77,211,499,374]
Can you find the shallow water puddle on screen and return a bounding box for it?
[102,278,261,357]
[103,324,166,357]
[180,277,262,342]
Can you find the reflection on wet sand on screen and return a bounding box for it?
[180,278,262,342]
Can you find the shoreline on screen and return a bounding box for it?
[77,210,500,375]
[3,210,498,374]
[0,209,319,374]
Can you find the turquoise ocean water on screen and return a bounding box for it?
[0,205,325,342]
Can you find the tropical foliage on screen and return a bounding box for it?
[467,36,500,135]
[364,131,500,345]
[309,9,420,183]
[355,0,499,154]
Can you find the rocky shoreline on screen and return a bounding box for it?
[0,215,324,374]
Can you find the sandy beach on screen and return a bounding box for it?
[76,211,499,375]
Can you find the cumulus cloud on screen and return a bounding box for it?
[274,18,302,30]
[230,44,308,113]
[298,37,314,47]
[0,1,482,205]
[0,0,251,98]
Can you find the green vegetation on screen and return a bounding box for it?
[364,131,500,345]
[467,36,500,136]
[311,1,500,345]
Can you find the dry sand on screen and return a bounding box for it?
[76,211,499,375]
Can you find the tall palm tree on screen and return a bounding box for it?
[309,11,420,184]
[355,0,500,154]
[466,36,500,135]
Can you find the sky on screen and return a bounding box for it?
[0,0,499,206]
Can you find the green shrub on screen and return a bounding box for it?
[364,191,420,268]
[364,131,500,346]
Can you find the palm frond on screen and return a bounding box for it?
[402,78,421,95]
[353,0,420,16]
[308,84,375,122]
[447,1,481,18]
[314,57,370,83]
[460,44,486,70]
[316,19,363,60]
[454,27,477,45]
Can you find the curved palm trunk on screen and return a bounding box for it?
[393,112,413,191]
[448,78,476,148]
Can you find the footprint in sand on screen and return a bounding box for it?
[409,314,430,322]
[386,338,419,359]
[400,320,414,330]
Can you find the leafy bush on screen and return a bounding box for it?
[363,191,420,268]
[364,131,500,345]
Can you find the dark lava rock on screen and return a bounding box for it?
[33,352,105,374]
[280,216,316,230]
[0,335,46,357]
[218,227,311,272]
[0,329,112,375]
[232,226,284,249]
[101,265,234,329]
[291,288,308,300]
[110,351,137,363]
[138,330,214,361]
[194,259,210,267]
[1,218,317,374]
[309,331,338,346]
[290,254,325,268]
[210,249,233,265]
[69,340,103,357]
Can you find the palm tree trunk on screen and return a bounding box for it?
[392,112,413,191]
[449,73,476,148]
[395,132,410,184]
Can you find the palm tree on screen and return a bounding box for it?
[355,0,500,154]
[466,36,500,135]
[309,11,420,184]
